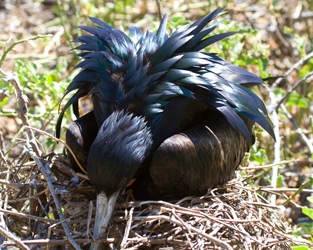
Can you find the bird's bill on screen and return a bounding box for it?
[90,191,119,250]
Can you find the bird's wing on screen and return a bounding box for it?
[149,110,253,198]
[56,17,137,137]
[142,8,274,141]
[56,15,165,137]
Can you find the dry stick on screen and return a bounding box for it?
[264,84,281,206]
[292,11,313,20]
[133,215,233,250]
[0,226,30,250]
[87,201,93,238]
[0,146,6,159]
[0,208,57,223]
[155,0,162,22]
[281,104,313,155]
[0,88,9,102]
[0,149,7,167]
[2,167,11,212]
[171,209,196,250]
[33,178,50,219]
[24,125,87,175]
[276,70,313,110]
[26,146,82,250]
[223,203,253,249]
[0,131,6,152]
[2,237,187,247]
[0,69,41,156]
[273,69,313,155]
[143,199,261,223]
[0,179,45,190]
[239,159,297,170]
[267,52,313,187]
[48,208,91,241]
[120,207,134,249]
[210,190,266,247]
[271,50,313,90]
[259,187,313,193]
[161,206,261,223]
[8,188,48,203]
[142,200,264,246]
[0,34,52,67]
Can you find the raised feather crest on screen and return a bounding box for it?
[56,8,275,141]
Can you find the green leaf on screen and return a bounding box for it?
[292,246,309,250]
[286,93,310,108]
[307,196,313,204]
[276,174,284,188]
[250,148,267,164]
[302,206,313,220]
[258,57,269,78]
[293,221,313,237]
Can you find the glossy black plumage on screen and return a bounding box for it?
[87,111,152,195]
[57,8,274,248]
[65,111,98,172]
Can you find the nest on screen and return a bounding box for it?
[0,150,306,250]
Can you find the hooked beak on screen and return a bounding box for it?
[90,191,120,250]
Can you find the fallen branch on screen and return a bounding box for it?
[0,226,30,250]
[26,145,82,250]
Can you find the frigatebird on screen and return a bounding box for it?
[56,8,274,249]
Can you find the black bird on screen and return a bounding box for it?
[56,8,274,249]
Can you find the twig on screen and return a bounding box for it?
[171,209,196,250]
[0,131,5,152]
[0,208,58,223]
[0,149,7,167]
[258,187,313,193]
[246,202,282,209]
[133,215,233,249]
[224,202,253,249]
[155,0,162,22]
[0,226,30,250]
[0,69,41,156]
[282,179,313,205]
[2,237,187,247]
[271,50,313,90]
[87,201,93,238]
[276,70,313,110]
[55,0,74,48]
[0,88,9,102]
[263,85,281,205]
[280,104,313,155]
[24,125,87,175]
[120,207,134,249]
[292,11,313,20]
[239,159,297,170]
[26,146,82,250]
[7,188,48,203]
[0,179,45,190]
[0,34,52,67]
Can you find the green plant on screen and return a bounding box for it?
[292,196,313,249]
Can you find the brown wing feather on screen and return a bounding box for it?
[149,111,254,198]
[66,111,98,172]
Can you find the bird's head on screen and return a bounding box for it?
[86,110,152,195]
